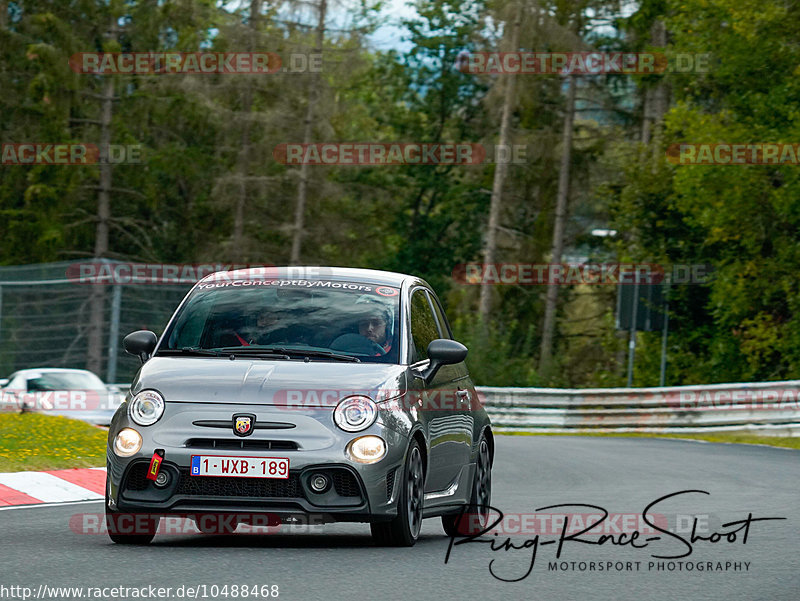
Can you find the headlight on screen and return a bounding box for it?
[129,390,165,426]
[113,428,142,457]
[346,435,387,464]
[334,396,377,432]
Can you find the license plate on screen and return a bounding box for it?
[190,455,289,479]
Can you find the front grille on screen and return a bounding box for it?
[176,470,303,498]
[331,470,361,497]
[124,463,150,491]
[386,467,398,501]
[185,438,298,451]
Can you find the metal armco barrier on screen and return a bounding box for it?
[108,381,800,436]
[477,380,800,436]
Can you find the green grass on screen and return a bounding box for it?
[498,430,800,449]
[1,412,797,475]
[0,413,108,472]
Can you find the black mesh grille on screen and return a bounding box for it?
[185,438,298,451]
[176,470,303,498]
[386,467,398,501]
[124,463,150,491]
[331,471,361,497]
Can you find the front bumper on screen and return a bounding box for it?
[106,401,408,521]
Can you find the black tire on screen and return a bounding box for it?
[105,508,158,544]
[442,435,492,537]
[105,484,158,544]
[371,439,424,546]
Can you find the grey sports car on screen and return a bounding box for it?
[106,266,493,546]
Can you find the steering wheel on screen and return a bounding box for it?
[330,333,386,355]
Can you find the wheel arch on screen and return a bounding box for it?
[410,428,428,479]
[481,426,494,466]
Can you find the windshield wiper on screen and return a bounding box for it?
[268,347,361,363]
[214,347,293,360]
[210,346,359,362]
[157,347,225,357]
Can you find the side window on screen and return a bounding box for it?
[410,289,439,363]
[428,293,452,339]
[168,293,216,349]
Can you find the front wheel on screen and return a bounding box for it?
[442,435,492,536]
[105,485,158,545]
[105,508,159,544]
[371,439,424,546]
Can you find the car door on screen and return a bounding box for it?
[426,289,474,481]
[407,287,470,492]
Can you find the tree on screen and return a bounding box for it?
[478,0,521,324]
[290,0,326,265]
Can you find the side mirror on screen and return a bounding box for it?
[420,339,468,384]
[123,330,158,363]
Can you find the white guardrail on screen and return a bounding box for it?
[477,380,800,436]
[106,380,800,437]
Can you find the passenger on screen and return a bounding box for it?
[247,306,281,345]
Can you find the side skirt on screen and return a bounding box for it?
[421,463,474,518]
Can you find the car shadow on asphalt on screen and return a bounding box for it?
[142,533,443,549]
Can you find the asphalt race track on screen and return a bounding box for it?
[1,436,797,601]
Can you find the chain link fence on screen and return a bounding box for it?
[0,260,192,383]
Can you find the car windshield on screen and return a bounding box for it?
[26,372,106,391]
[160,279,401,364]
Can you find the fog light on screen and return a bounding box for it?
[346,435,387,464]
[113,428,142,457]
[154,471,170,488]
[310,473,329,493]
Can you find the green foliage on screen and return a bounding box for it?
[2,0,799,387]
[604,0,800,384]
[450,312,541,386]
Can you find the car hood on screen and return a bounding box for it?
[131,357,407,406]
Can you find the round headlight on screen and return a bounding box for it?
[129,390,165,426]
[346,435,387,464]
[334,396,377,432]
[113,428,143,457]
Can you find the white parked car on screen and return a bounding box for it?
[0,368,123,426]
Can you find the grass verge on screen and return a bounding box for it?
[499,430,800,449]
[0,412,107,472]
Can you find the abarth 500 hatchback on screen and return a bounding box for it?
[106,266,493,546]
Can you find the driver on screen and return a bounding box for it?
[245,288,315,346]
